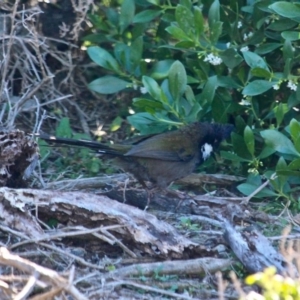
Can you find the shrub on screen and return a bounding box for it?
[83,0,300,207]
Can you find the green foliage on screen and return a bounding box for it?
[83,0,300,207]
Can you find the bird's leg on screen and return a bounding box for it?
[137,180,152,211]
[164,184,187,210]
[144,189,151,211]
[175,197,185,211]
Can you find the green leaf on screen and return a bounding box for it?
[211,97,231,123]
[168,60,187,101]
[165,26,190,41]
[208,0,220,29]
[89,76,130,94]
[194,6,204,37]
[282,31,300,41]
[275,157,288,190]
[290,119,300,144]
[260,129,300,157]
[250,67,271,78]
[201,76,218,103]
[293,136,300,156]
[114,43,129,66]
[127,112,172,134]
[210,21,223,45]
[242,80,274,96]
[244,126,255,156]
[90,158,100,173]
[287,158,300,170]
[207,0,222,44]
[150,60,174,79]
[185,102,202,123]
[258,146,276,159]
[269,2,300,19]
[110,116,123,131]
[220,49,243,69]
[56,117,72,138]
[217,76,242,89]
[87,47,120,72]
[119,0,135,33]
[267,19,298,31]
[132,98,164,110]
[238,183,277,198]
[146,0,160,5]
[273,103,289,127]
[142,76,161,101]
[184,85,196,105]
[283,58,292,78]
[129,37,143,71]
[133,10,162,23]
[276,156,287,172]
[276,170,300,177]
[174,41,195,48]
[242,51,268,70]
[232,132,252,159]
[220,151,250,162]
[289,119,300,153]
[255,43,281,55]
[175,5,196,39]
[283,40,294,60]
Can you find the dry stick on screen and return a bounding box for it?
[45,174,129,190]
[32,97,42,137]
[269,233,300,241]
[98,228,137,258]
[0,224,30,241]
[38,242,105,271]
[0,0,19,101]
[105,257,232,279]
[0,275,47,288]
[7,226,114,270]
[10,225,124,249]
[229,271,246,298]
[69,0,94,41]
[23,95,73,112]
[193,173,276,205]
[241,173,277,205]
[20,7,44,81]
[73,271,99,285]
[7,77,51,128]
[67,99,90,135]
[183,215,223,228]
[105,280,196,300]
[30,24,47,79]
[14,272,39,300]
[29,287,64,300]
[0,247,88,300]
[217,271,228,300]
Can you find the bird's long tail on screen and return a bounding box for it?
[36,133,126,156]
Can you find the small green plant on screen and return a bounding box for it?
[153,265,178,282]
[39,117,109,179]
[178,217,201,231]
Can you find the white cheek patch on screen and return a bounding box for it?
[201,143,213,160]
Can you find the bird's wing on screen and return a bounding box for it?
[125,131,197,161]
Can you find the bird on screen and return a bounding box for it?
[37,122,233,207]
